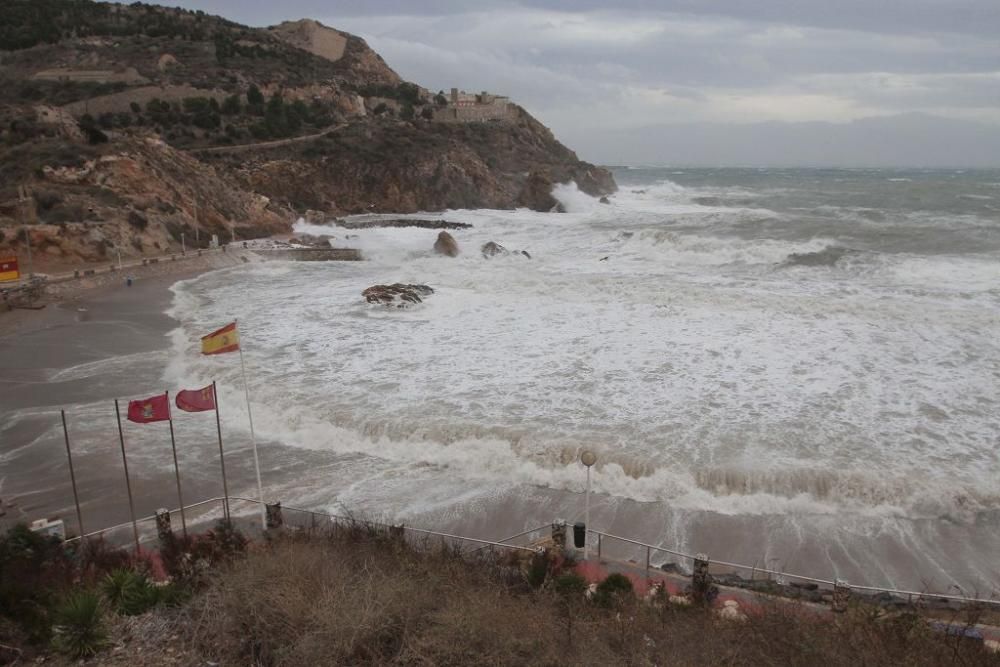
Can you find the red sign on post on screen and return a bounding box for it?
[0,256,19,282]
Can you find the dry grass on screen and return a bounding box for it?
[160,526,1000,666]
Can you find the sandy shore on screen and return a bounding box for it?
[0,250,265,536]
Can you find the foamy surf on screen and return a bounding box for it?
[156,167,1000,590]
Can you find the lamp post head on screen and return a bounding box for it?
[580,450,597,467]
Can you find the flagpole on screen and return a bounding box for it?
[165,391,187,538]
[212,381,231,522]
[114,400,141,554]
[60,410,85,540]
[236,319,266,529]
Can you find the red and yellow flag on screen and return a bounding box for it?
[176,384,216,412]
[201,322,240,356]
[0,256,19,283]
[127,393,171,424]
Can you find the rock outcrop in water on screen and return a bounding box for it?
[434,231,460,257]
[481,241,531,259]
[518,171,567,212]
[362,283,434,307]
[482,241,507,258]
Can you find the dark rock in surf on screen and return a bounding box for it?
[434,231,460,257]
[362,283,434,307]
[599,196,610,204]
[481,241,531,259]
[481,241,509,258]
[294,233,334,248]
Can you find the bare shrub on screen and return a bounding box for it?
[175,530,1000,667]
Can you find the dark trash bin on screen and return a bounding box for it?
[573,522,586,549]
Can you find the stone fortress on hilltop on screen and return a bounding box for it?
[435,88,515,123]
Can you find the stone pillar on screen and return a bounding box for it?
[265,502,283,529]
[692,553,711,604]
[832,579,851,613]
[155,508,172,546]
[551,521,567,550]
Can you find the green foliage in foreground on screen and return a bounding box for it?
[51,590,106,658]
[102,568,160,616]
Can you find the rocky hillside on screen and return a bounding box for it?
[0,0,615,269]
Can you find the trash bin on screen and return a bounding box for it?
[573,522,586,549]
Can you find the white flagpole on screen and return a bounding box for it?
[236,319,267,529]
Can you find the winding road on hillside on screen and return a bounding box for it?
[188,124,347,155]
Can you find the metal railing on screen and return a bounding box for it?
[469,524,551,554]
[63,497,226,545]
[62,495,539,555]
[588,528,1000,607]
[259,498,540,554]
[58,496,1000,607]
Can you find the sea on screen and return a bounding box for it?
[30,167,1000,593]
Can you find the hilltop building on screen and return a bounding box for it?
[436,88,515,123]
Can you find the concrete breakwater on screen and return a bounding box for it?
[258,247,362,261]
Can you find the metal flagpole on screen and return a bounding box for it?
[60,410,85,540]
[212,381,231,522]
[114,400,141,554]
[236,320,266,529]
[165,391,187,537]
[585,465,591,560]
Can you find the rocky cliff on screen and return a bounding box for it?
[0,0,616,269]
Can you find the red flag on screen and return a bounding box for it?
[127,393,171,423]
[176,385,216,412]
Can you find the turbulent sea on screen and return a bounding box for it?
[167,167,1000,591]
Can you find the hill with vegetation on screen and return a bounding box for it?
[0,0,615,270]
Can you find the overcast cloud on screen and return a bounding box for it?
[171,1,1000,166]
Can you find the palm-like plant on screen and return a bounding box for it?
[52,590,107,658]
[102,568,159,615]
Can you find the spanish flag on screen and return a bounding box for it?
[201,322,240,356]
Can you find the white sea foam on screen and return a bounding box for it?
[159,179,1000,538]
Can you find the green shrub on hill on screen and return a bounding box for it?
[51,590,106,659]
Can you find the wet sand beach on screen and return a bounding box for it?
[0,252,279,537]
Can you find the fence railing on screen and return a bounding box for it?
[63,495,540,556]
[59,496,1000,608]
[587,528,1000,607]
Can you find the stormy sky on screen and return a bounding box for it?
[170,1,1000,166]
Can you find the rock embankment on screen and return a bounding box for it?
[334,219,472,230]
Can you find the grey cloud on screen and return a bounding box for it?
[167,0,1000,165]
[173,1,1000,37]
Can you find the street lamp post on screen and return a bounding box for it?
[580,450,597,561]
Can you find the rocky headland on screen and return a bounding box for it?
[0,1,616,271]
